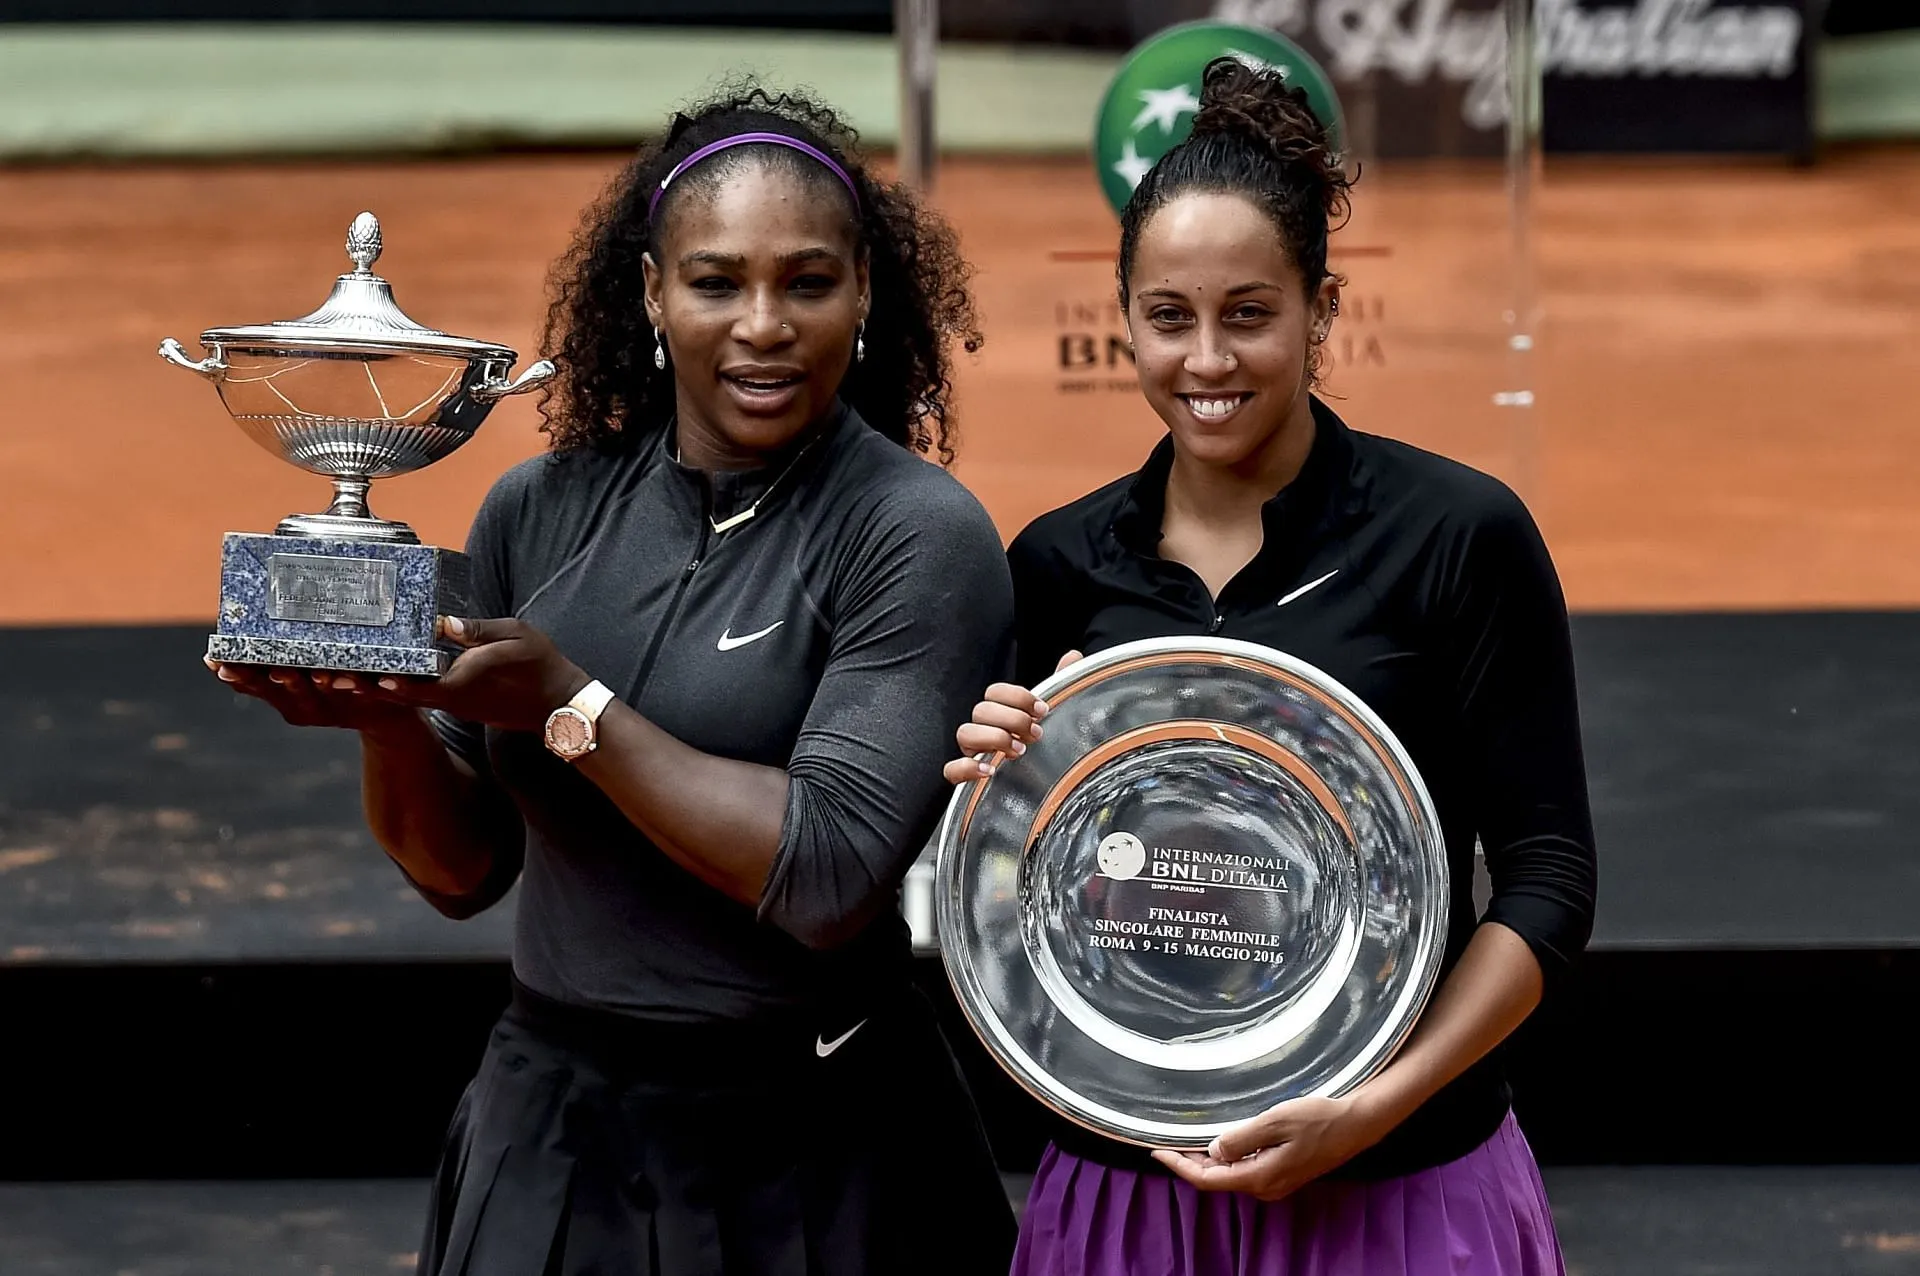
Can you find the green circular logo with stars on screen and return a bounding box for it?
[1093,21,1345,217]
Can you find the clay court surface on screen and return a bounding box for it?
[4,147,1918,623]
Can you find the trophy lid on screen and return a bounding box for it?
[200,212,517,360]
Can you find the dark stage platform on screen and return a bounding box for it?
[2,614,1917,1184]
[0,625,512,964]
[1573,611,1920,950]
[4,613,1919,962]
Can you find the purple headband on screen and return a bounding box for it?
[649,131,861,219]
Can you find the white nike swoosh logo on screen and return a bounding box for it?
[816,1019,866,1058]
[1276,569,1339,608]
[717,620,784,651]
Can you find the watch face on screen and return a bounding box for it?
[546,708,591,757]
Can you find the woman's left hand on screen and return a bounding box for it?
[1150,1095,1387,1202]
[373,616,589,733]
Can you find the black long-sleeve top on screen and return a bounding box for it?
[426,403,1016,1021]
[1006,396,1597,1179]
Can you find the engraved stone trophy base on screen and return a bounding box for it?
[208,532,473,677]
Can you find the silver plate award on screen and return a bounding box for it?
[934,637,1449,1149]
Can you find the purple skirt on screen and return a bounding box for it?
[1010,1113,1564,1276]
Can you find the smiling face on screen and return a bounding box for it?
[1124,191,1336,469]
[643,161,869,464]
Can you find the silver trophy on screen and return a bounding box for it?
[159,212,552,676]
[935,637,1449,1149]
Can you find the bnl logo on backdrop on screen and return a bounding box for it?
[1057,21,1383,394]
[1054,297,1384,391]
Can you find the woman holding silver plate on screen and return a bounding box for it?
[210,84,1018,1275]
[944,58,1598,1276]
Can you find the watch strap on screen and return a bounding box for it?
[569,679,617,723]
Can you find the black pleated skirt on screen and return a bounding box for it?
[418,978,1017,1276]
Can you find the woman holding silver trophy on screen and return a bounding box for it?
[209,86,1019,1275]
[944,57,1598,1276]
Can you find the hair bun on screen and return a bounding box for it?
[1189,55,1340,189]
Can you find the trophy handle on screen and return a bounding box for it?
[470,359,557,403]
[158,338,228,380]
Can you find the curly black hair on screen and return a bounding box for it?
[536,81,980,464]
[1117,57,1355,385]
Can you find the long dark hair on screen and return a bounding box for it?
[539,81,981,463]
[1117,57,1354,384]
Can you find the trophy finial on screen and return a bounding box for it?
[346,212,382,273]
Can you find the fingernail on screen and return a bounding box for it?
[332,676,356,691]
[201,655,217,671]
[1010,740,1025,756]
[1030,723,1044,741]
[443,616,465,639]
[977,760,992,776]
[378,678,398,691]
[1033,699,1050,718]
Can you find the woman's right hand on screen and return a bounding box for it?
[942,650,1082,784]
[205,658,424,737]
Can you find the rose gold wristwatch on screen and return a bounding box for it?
[542,680,617,762]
